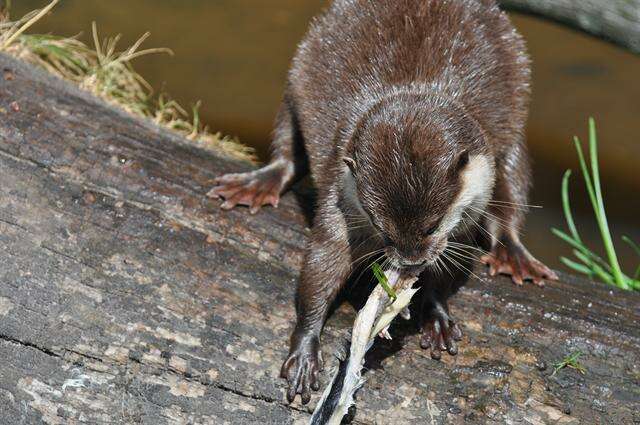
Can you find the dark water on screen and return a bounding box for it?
[15,0,640,272]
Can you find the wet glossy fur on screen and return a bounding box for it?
[210,0,557,405]
[280,0,531,403]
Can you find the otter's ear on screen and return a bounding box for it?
[343,157,357,174]
[456,151,470,171]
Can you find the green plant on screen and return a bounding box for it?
[552,351,586,376]
[552,118,639,291]
[371,262,397,301]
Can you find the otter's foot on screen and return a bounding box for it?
[420,306,462,360]
[280,337,322,404]
[207,161,292,214]
[481,239,558,286]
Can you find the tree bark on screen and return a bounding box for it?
[0,54,639,424]
[500,0,640,54]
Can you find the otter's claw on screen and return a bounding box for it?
[208,162,290,214]
[280,339,322,404]
[421,314,463,360]
[482,240,558,286]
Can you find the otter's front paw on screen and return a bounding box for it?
[481,240,558,286]
[420,308,463,360]
[280,338,322,404]
[207,161,289,214]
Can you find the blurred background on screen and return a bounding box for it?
[14,0,640,272]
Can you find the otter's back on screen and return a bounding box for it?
[288,0,530,169]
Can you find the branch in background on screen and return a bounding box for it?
[500,0,640,55]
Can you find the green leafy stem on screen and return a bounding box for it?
[371,262,398,301]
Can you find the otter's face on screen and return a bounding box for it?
[344,147,494,270]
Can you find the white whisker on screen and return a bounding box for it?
[441,251,483,282]
[445,247,481,263]
[448,241,487,254]
[488,199,542,209]
[463,211,504,247]
[351,249,385,269]
[468,205,516,231]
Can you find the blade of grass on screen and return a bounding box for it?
[0,1,255,162]
[560,170,582,243]
[587,118,627,289]
[551,228,608,268]
[622,236,640,280]
[554,119,637,291]
[553,351,586,375]
[622,236,640,257]
[573,136,598,215]
[560,257,594,277]
[371,262,397,301]
[571,250,615,285]
[20,34,89,76]
[1,0,59,49]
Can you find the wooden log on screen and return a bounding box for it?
[0,54,639,424]
[500,0,640,54]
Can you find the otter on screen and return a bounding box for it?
[208,0,557,405]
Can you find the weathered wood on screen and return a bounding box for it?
[0,53,639,424]
[500,0,640,54]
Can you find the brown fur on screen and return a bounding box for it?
[210,0,557,405]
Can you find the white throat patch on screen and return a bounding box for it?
[436,154,495,237]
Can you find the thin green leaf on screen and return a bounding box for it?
[622,236,640,257]
[552,228,583,250]
[573,136,598,217]
[553,351,587,375]
[560,169,582,243]
[34,44,85,69]
[371,262,397,300]
[571,249,611,275]
[572,250,615,285]
[560,257,593,276]
[555,120,637,291]
[552,228,607,267]
[587,118,626,289]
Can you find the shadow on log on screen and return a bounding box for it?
[0,54,639,424]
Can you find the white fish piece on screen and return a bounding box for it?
[310,269,419,425]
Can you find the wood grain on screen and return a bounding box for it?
[0,54,638,424]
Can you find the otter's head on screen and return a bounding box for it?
[343,97,494,269]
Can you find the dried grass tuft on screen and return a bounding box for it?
[0,0,256,162]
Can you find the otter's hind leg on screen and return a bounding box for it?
[481,142,557,285]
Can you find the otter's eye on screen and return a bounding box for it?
[423,225,437,236]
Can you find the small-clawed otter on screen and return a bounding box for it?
[208,0,557,405]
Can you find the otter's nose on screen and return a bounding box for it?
[396,246,426,265]
[400,258,427,267]
[399,258,428,275]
